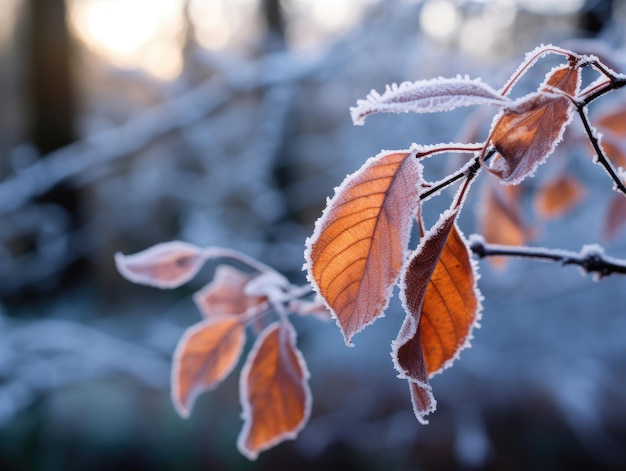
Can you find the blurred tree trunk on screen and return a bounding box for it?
[578,0,613,35]
[26,0,76,153]
[261,0,286,51]
[21,0,82,298]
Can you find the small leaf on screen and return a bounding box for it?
[392,209,481,422]
[485,65,580,184]
[237,321,311,460]
[193,265,267,318]
[115,241,205,289]
[350,77,510,125]
[305,148,423,345]
[534,174,583,219]
[289,296,333,321]
[172,315,246,418]
[479,182,527,268]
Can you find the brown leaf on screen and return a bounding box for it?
[596,108,626,137]
[238,321,311,460]
[486,65,580,183]
[305,148,423,345]
[172,315,246,418]
[193,265,267,318]
[115,241,205,289]
[392,209,481,422]
[603,192,626,240]
[479,181,527,265]
[534,174,583,219]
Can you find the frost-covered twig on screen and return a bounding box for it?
[468,235,626,279]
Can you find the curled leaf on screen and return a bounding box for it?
[305,148,423,345]
[485,65,580,184]
[115,241,205,289]
[534,174,583,219]
[392,209,481,423]
[172,315,246,418]
[238,321,311,460]
[193,265,267,318]
[351,77,509,125]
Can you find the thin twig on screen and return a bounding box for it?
[577,104,626,196]
[420,148,495,201]
[468,235,626,279]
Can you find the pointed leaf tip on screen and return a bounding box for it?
[237,321,311,460]
[305,149,423,345]
[115,241,205,289]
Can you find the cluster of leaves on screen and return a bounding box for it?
[117,45,626,459]
[115,243,329,460]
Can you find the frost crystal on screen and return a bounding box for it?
[350,77,510,125]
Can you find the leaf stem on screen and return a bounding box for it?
[420,148,496,202]
[468,235,626,279]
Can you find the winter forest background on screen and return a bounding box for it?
[2,0,626,469]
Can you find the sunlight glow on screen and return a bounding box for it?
[190,0,261,52]
[70,0,184,80]
[283,0,377,50]
[0,0,19,51]
[420,0,461,42]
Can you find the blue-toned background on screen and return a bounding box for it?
[1,0,626,469]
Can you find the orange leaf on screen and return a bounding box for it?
[486,65,580,183]
[392,209,481,423]
[115,241,205,289]
[238,321,311,460]
[479,182,527,268]
[305,148,423,345]
[534,174,583,219]
[603,192,626,240]
[596,108,626,137]
[193,265,267,318]
[172,315,246,418]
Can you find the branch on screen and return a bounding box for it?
[577,104,626,196]
[468,235,626,279]
[420,148,495,201]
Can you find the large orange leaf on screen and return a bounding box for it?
[237,321,311,460]
[115,241,205,289]
[534,174,583,219]
[172,315,246,418]
[486,65,580,184]
[392,209,481,423]
[193,265,267,318]
[305,148,423,345]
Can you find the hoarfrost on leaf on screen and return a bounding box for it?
[350,77,510,125]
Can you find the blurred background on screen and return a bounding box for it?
[2,0,626,469]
